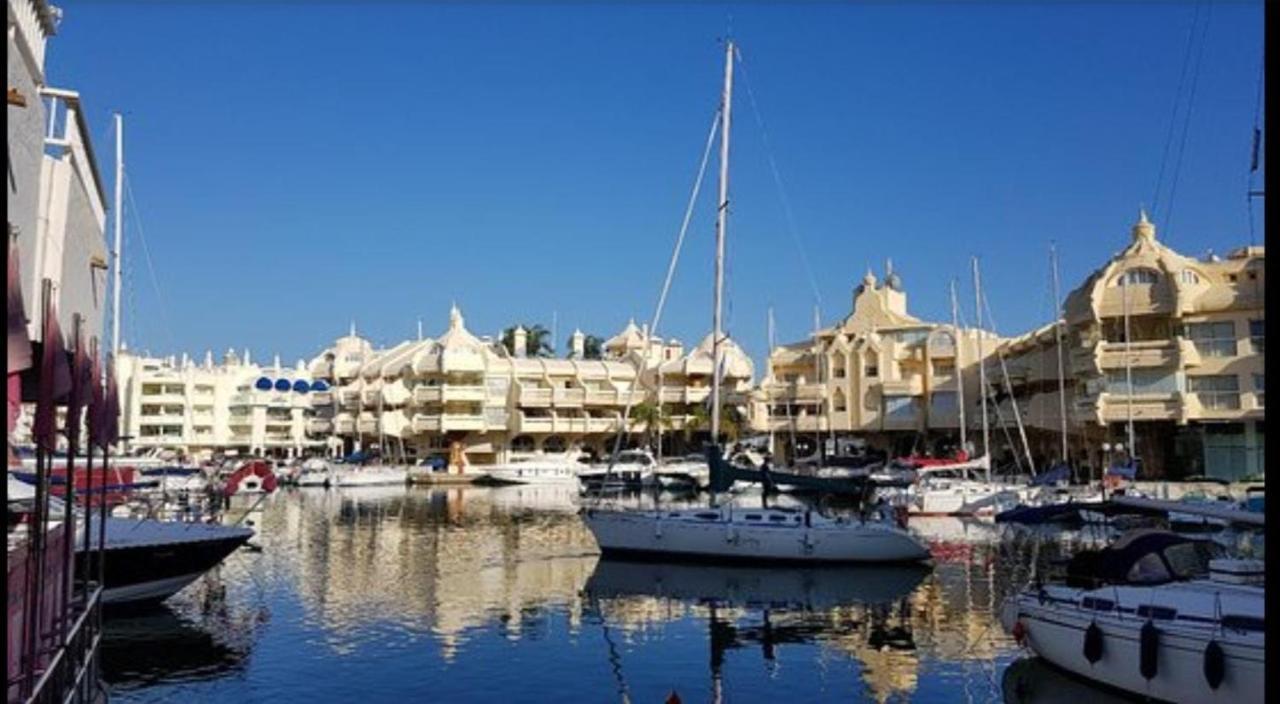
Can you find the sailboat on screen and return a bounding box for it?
[581,41,930,564]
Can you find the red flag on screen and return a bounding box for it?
[65,330,91,448]
[7,240,33,374]
[32,301,72,451]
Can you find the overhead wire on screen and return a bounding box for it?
[1161,0,1214,240]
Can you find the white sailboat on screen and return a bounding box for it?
[482,450,586,486]
[581,41,931,564]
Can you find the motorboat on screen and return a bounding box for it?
[651,454,710,489]
[892,455,1029,516]
[577,450,656,489]
[8,477,254,605]
[219,460,278,496]
[1000,528,1264,703]
[332,465,407,488]
[481,451,586,486]
[295,458,334,488]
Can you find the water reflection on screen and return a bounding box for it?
[1001,657,1139,703]
[103,485,1139,702]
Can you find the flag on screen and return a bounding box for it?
[32,300,72,451]
[65,329,91,448]
[104,355,120,446]
[7,240,32,374]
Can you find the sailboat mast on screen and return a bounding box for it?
[711,39,734,444]
[972,257,990,483]
[1122,272,1136,464]
[1050,243,1069,464]
[767,306,776,456]
[950,279,966,453]
[111,113,124,358]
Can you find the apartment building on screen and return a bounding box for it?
[306,306,755,465]
[751,265,1005,463]
[115,348,327,460]
[998,212,1264,480]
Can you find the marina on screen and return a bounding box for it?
[6,1,1266,702]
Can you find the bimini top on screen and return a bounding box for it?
[1064,529,1224,588]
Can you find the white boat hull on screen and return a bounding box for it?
[1002,587,1264,704]
[483,468,580,486]
[334,468,407,487]
[582,508,930,563]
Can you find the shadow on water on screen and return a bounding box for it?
[101,601,258,690]
[1001,657,1146,703]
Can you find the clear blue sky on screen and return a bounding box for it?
[50,1,1265,369]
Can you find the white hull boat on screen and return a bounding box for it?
[905,479,1026,516]
[579,450,657,488]
[334,466,408,488]
[1001,530,1264,704]
[483,453,584,486]
[582,505,931,563]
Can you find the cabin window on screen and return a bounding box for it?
[1222,615,1266,632]
[1136,605,1177,620]
[1081,597,1117,611]
[744,514,762,521]
[695,512,719,521]
[768,515,787,522]
[1179,270,1201,285]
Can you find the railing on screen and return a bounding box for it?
[1194,392,1242,411]
[25,585,104,704]
[310,391,334,406]
[552,388,586,406]
[517,388,553,406]
[1098,340,1179,369]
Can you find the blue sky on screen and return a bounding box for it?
[50,1,1264,369]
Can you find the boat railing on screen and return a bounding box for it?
[22,584,104,704]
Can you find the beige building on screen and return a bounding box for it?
[306,306,755,465]
[114,348,327,460]
[752,265,1004,463]
[998,212,1264,480]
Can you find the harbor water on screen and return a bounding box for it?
[101,486,1149,703]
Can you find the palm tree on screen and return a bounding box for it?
[583,334,604,360]
[682,403,743,445]
[501,323,555,358]
[630,401,670,452]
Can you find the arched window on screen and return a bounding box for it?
[543,435,566,453]
[1179,270,1201,285]
[510,435,535,452]
[864,350,879,378]
[1116,268,1159,286]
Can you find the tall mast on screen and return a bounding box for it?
[972,257,990,483]
[711,39,733,445]
[1050,243,1069,464]
[111,113,124,358]
[767,306,776,456]
[1122,272,1136,463]
[950,279,966,453]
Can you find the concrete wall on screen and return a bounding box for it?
[7,30,47,322]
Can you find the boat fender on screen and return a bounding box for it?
[654,519,663,540]
[1083,621,1104,664]
[1203,640,1225,690]
[1011,620,1027,646]
[894,505,909,529]
[1139,620,1159,680]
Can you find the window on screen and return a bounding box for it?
[1179,270,1201,285]
[1254,374,1264,407]
[884,395,917,421]
[1116,268,1159,286]
[1250,320,1264,354]
[1188,375,1241,410]
[933,360,955,377]
[865,364,878,378]
[930,391,958,417]
[833,366,846,379]
[833,394,847,413]
[1105,370,1180,395]
[1185,321,1237,357]
[893,330,930,346]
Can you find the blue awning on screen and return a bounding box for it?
[311,380,329,391]
[292,379,310,393]
[254,377,273,391]
[274,379,291,391]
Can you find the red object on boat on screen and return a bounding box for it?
[223,460,278,496]
[902,450,969,468]
[44,466,137,507]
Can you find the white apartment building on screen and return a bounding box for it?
[114,348,327,460]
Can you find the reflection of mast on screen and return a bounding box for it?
[709,604,726,704]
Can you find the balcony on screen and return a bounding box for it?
[583,389,617,405]
[1098,392,1182,422]
[311,391,334,406]
[512,414,553,433]
[334,416,356,434]
[411,413,486,433]
[587,416,622,433]
[361,388,381,406]
[1098,340,1179,369]
[414,384,488,405]
[659,387,711,404]
[141,392,186,405]
[517,387,553,407]
[337,388,361,405]
[879,377,924,396]
[552,388,586,407]
[357,417,378,434]
[306,419,334,434]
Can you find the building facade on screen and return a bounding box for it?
[306,307,755,466]
[751,265,1005,463]
[114,348,327,460]
[997,212,1264,480]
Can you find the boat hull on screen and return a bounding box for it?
[582,508,930,563]
[1001,592,1264,704]
[82,531,252,605]
[333,469,407,487]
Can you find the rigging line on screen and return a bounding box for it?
[1151,0,1203,216]
[1246,49,1264,245]
[1162,0,1214,239]
[736,51,823,311]
[123,171,178,356]
[980,285,1036,475]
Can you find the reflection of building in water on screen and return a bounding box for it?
[260,487,599,660]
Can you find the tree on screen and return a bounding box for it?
[501,324,554,358]
[583,335,604,360]
[682,403,743,444]
[630,401,670,451]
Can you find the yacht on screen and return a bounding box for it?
[295,458,334,487]
[333,464,408,488]
[8,477,254,605]
[652,454,710,489]
[481,451,586,486]
[895,456,1029,516]
[578,449,656,489]
[1000,528,1264,703]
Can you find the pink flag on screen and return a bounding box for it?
[88,351,106,450]
[65,330,91,448]
[104,355,120,446]
[31,301,72,451]
[7,240,33,374]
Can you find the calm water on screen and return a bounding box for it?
[100,486,1142,703]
